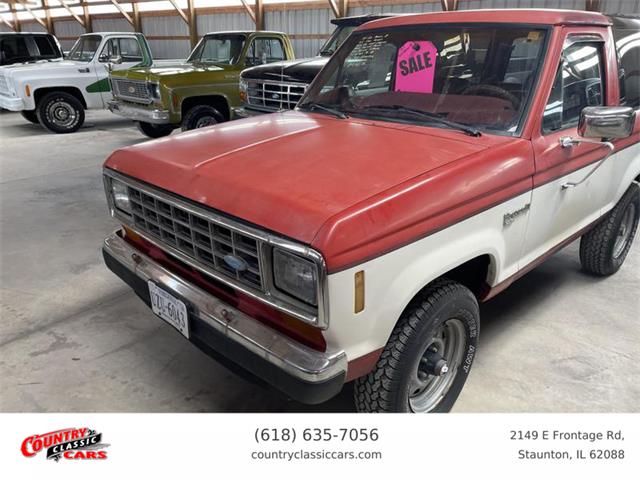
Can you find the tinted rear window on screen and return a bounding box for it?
[613,24,640,108]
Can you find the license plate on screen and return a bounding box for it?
[148,281,189,339]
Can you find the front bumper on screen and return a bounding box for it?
[0,93,25,111]
[107,99,171,124]
[102,229,347,404]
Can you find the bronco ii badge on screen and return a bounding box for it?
[223,254,249,272]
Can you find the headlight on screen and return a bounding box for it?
[111,179,131,214]
[239,78,248,103]
[147,82,161,100]
[273,249,318,306]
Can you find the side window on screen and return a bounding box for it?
[118,38,142,63]
[542,41,604,133]
[613,27,640,109]
[1,36,30,63]
[99,38,142,63]
[33,36,57,58]
[246,38,286,66]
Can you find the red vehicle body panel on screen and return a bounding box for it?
[104,112,532,271]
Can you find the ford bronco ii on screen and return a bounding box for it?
[107,31,294,138]
[102,10,640,412]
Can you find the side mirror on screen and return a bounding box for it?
[109,54,123,65]
[578,106,636,140]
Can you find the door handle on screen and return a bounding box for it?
[558,136,614,189]
[78,67,90,73]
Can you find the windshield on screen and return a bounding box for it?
[301,26,548,134]
[67,34,102,62]
[319,25,357,56]
[188,34,246,65]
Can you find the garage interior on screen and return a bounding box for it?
[1,0,639,413]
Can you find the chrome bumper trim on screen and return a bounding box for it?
[103,230,347,384]
[107,100,170,124]
[0,94,25,111]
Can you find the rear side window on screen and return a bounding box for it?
[542,41,604,132]
[33,35,60,58]
[1,36,31,64]
[613,26,640,108]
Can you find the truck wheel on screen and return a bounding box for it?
[354,279,479,413]
[136,122,174,138]
[181,105,223,131]
[36,91,84,134]
[20,110,39,124]
[580,183,639,276]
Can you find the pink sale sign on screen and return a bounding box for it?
[395,41,438,94]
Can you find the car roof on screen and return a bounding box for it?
[201,30,286,36]
[360,9,611,30]
[331,13,400,27]
[0,32,54,36]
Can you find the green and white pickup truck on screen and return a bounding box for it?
[0,32,154,133]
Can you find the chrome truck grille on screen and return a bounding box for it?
[246,80,307,111]
[0,75,9,95]
[111,78,151,104]
[127,186,264,290]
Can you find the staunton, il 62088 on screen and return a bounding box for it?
[101,10,640,413]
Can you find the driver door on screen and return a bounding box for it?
[95,36,145,105]
[520,31,615,267]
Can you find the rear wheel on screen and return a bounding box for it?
[580,183,639,276]
[136,121,175,138]
[36,91,84,134]
[181,105,223,131]
[20,110,39,124]
[354,279,479,413]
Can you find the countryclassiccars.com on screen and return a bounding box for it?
[101,10,640,413]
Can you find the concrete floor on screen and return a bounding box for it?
[0,110,638,413]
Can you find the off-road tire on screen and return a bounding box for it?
[20,110,39,124]
[354,279,479,413]
[136,121,174,138]
[580,183,639,276]
[36,91,84,134]
[181,105,223,131]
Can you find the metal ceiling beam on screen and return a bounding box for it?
[239,0,256,24]
[9,1,20,32]
[239,0,264,30]
[16,0,47,30]
[108,0,135,27]
[440,0,459,11]
[42,0,54,34]
[167,0,189,24]
[187,0,198,49]
[82,0,92,32]
[132,1,142,32]
[1,15,15,32]
[58,0,86,28]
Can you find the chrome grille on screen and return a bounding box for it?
[111,78,151,104]
[0,75,8,95]
[246,80,307,111]
[127,186,264,290]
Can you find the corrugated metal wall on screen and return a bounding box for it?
[4,0,638,59]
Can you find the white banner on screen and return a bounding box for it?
[1,413,637,478]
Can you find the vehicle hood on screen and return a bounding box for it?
[104,111,517,258]
[112,62,227,83]
[0,59,83,79]
[241,56,330,84]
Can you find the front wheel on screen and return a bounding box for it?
[36,91,84,134]
[181,105,223,131]
[136,121,175,138]
[21,110,39,124]
[580,183,639,276]
[354,279,479,413]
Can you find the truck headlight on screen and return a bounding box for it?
[239,78,248,103]
[147,82,161,101]
[111,179,131,214]
[273,249,318,306]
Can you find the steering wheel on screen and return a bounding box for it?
[462,84,521,110]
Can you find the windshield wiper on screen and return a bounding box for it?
[299,101,348,119]
[356,104,481,137]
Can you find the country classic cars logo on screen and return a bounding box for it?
[21,427,109,461]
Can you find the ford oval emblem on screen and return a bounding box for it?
[223,254,248,272]
[128,86,136,94]
[271,93,280,100]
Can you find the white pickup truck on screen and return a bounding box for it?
[0,32,153,133]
